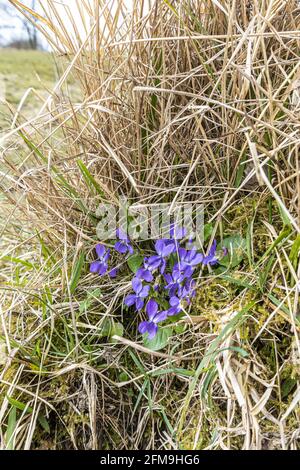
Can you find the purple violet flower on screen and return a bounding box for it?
[178,246,203,271]
[147,239,175,274]
[108,267,118,278]
[114,228,134,255]
[202,239,218,266]
[170,223,187,240]
[167,296,182,316]
[136,266,153,282]
[181,278,196,303]
[90,244,110,276]
[164,268,186,297]
[125,277,150,311]
[138,299,168,339]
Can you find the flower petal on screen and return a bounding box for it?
[142,269,153,282]
[183,266,193,277]
[132,277,142,293]
[138,321,149,334]
[147,322,158,340]
[209,239,217,256]
[103,249,110,262]
[116,228,128,241]
[128,244,134,255]
[124,294,136,307]
[136,268,153,282]
[146,298,158,320]
[155,239,165,255]
[179,247,187,257]
[167,306,178,316]
[161,241,175,257]
[170,296,180,307]
[159,258,166,274]
[95,244,106,259]
[98,263,108,276]
[190,252,203,266]
[90,261,101,273]
[153,310,168,323]
[172,268,182,282]
[171,224,186,240]
[139,285,150,298]
[109,267,118,278]
[135,298,144,310]
[147,255,161,270]
[114,241,127,254]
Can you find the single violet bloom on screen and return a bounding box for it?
[125,277,150,311]
[136,266,153,282]
[138,299,168,339]
[164,268,185,297]
[90,244,110,276]
[181,278,196,303]
[147,239,175,274]
[175,246,203,277]
[167,296,182,316]
[143,257,157,273]
[114,228,134,255]
[202,239,218,266]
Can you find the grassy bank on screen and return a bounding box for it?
[0,0,300,450]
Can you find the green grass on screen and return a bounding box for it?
[0,48,56,130]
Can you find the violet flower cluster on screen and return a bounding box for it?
[90,226,223,340]
[125,229,221,340]
[89,229,133,278]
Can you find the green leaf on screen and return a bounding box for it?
[6,407,17,450]
[289,234,300,269]
[277,202,292,227]
[174,323,186,334]
[234,152,247,188]
[79,288,102,313]
[281,377,297,399]
[1,256,35,269]
[143,327,172,351]
[7,396,32,413]
[258,254,275,292]
[70,252,85,294]
[227,346,249,357]
[127,254,143,273]
[119,372,129,382]
[203,223,213,241]
[77,159,104,196]
[38,415,50,433]
[263,227,291,259]
[101,318,124,339]
[219,273,255,290]
[150,367,194,377]
[7,397,50,436]
[218,235,247,268]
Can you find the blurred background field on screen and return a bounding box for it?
[0,49,55,130]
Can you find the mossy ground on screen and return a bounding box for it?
[1,194,299,449]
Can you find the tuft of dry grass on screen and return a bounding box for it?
[0,0,300,449]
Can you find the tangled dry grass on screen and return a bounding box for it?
[0,0,300,450]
